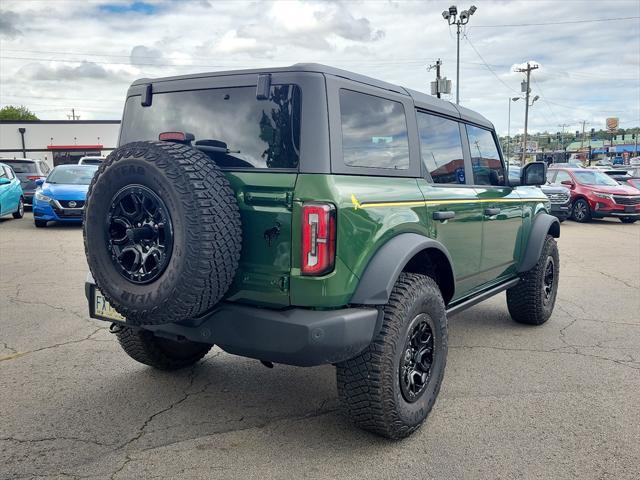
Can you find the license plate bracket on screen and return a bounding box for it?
[90,286,125,322]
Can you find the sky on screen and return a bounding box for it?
[0,0,638,135]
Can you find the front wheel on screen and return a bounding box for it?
[336,273,448,439]
[115,326,212,370]
[12,197,24,219]
[571,199,591,223]
[507,235,559,325]
[620,217,637,224]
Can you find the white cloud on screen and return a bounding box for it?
[0,0,637,133]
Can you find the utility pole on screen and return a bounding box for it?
[579,120,590,149]
[558,123,570,160]
[579,120,590,164]
[515,62,539,164]
[67,108,79,121]
[428,59,451,99]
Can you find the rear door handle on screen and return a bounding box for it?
[433,211,455,221]
[484,207,501,216]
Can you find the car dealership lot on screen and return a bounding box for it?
[1,214,638,480]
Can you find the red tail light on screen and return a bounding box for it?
[301,203,336,276]
[27,175,45,181]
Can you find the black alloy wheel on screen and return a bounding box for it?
[399,314,435,403]
[106,185,173,284]
[542,256,555,305]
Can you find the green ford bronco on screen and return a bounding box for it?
[84,64,559,439]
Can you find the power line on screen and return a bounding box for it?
[531,74,559,125]
[471,16,640,28]
[462,33,519,94]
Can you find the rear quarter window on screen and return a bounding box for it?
[3,161,36,174]
[339,89,409,170]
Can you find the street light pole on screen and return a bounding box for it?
[442,5,477,104]
[507,97,520,161]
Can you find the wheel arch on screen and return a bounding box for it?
[518,213,560,273]
[350,233,455,306]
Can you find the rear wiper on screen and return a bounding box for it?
[195,139,240,154]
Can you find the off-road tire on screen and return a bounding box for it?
[507,235,559,325]
[12,197,24,219]
[34,219,47,228]
[84,141,242,325]
[336,273,448,439]
[571,198,591,223]
[620,217,637,224]
[116,326,212,370]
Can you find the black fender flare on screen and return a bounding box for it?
[350,233,455,305]
[518,213,560,273]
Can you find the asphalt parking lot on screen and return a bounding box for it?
[1,213,639,480]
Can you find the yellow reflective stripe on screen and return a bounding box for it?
[351,195,548,209]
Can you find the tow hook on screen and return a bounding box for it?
[109,323,124,334]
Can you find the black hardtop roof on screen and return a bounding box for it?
[131,63,493,129]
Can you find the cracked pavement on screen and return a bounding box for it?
[1,213,638,480]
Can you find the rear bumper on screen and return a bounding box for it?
[85,277,380,367]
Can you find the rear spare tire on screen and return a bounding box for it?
[84,141,241,325]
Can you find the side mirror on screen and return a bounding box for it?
[35,178,45,186]
[521,161,547,186]
[0,177,11,186]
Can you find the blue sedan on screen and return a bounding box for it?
[33,164,98,227]
[0,162,25,220]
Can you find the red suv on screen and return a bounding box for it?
[548,168,640,224]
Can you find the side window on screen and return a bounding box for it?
[546,170,557,183]
[40,162,50,174]
[466,125,505,186]
[417,112,466,184]
[339,89,409,170]
[554,170,572,184]
[5,167,15,179]
[0,167,7,179]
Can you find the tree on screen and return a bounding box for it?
[0,105,39,121]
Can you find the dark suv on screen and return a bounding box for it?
[83,64,560,439]
[0,158,51,206]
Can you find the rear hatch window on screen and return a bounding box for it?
[120,85,301,170]
[3,161,37,174]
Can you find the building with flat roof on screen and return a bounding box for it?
[0,120,120,167]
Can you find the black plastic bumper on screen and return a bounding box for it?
[85,278,380,367]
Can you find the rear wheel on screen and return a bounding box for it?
[12,197,24,219]
[571,199,591,223]
[35,219,47,228]
[620,217,637,224]
[115,326,212,370]
[507,235,559,325]
[336,273,448,439]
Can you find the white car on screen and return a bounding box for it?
[629,157,640,166]
[78,156,105,166]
